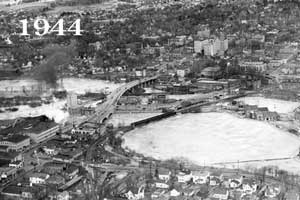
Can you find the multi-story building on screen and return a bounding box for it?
[25,123,59,143]
[0,135,30,151]
[239,61,267,72]
[194,37,228,56]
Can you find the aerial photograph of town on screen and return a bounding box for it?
[1,0,300,199]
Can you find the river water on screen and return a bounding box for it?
[122,112,300,173]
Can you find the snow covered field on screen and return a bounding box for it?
[0,78,121,123]
[123,112,300,173]
[238,96,300,114]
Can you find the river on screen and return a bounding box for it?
[122,112,300,173]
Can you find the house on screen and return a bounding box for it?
[169,36,187,46]
[155,180,169,189]
[191,171,210,184]
[151,189,167,199]
[170,188,180,197]
[210,188,229,200]
[244,105,280,121]
[264,184,280,198]
[9,160,23,168]
[158,168,171,182]
[43,146,58,156]
[177,171,192,183]
[210,176,221,186]
[125,185,145,200]
[242,178,257,194]
[29,173,50,185]
[229,175,243,189]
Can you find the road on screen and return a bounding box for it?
[81,75,159,125]
[60,75,158,133]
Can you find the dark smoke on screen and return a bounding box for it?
[33,41,77,88]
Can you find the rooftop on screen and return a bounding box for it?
[0,115,58,136]
[2,134,30,144]
[30,172,49,180]
[0,151,20,161]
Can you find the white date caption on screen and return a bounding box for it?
[19,19,83,36]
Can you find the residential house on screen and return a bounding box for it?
[9,160,23,168]
[158,168,171,182]
[191,171,210,184]
[229,175,243,189]
[29,173,50,185]
[151,189,167,199]
[170,188,181,197]
[244,105,280,121]
[43,146,58,156]
[155,180,169,189]
[210,188,229,200]
[264,184,281,199]
[210,176,221,186]
[242,178,257,195]
[125,185,145,200]
[177,171,192,183]
[209,171,223,186]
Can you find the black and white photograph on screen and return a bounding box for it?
[0,0,300,199]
